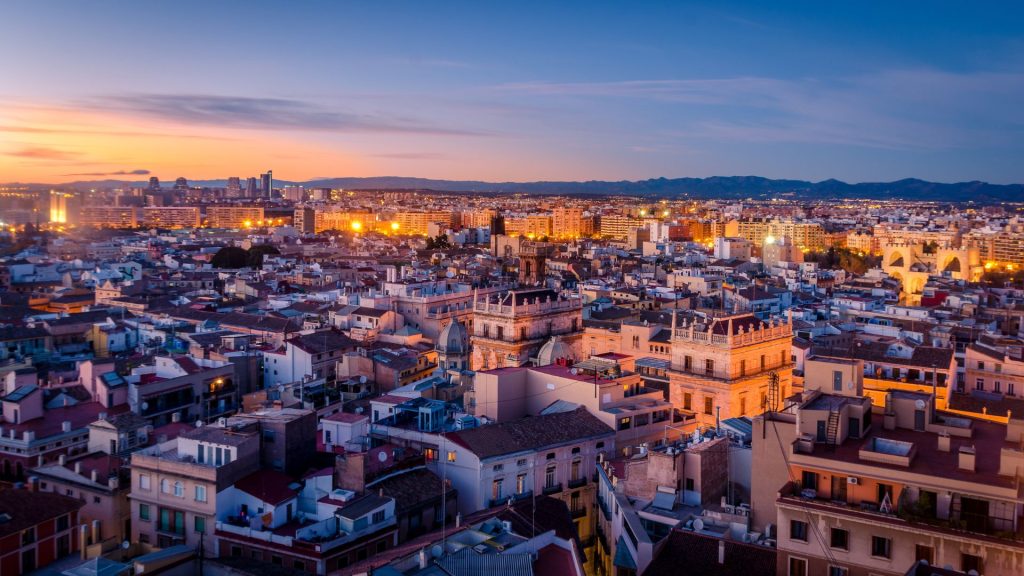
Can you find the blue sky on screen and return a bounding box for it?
[1,1,1022,183]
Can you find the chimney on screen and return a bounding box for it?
[74,462,81,474]
[455,512,461,528]
[172,412,181,423]
[91,470,98,483]
[108,477,120,490]
[418,547,428,570]
[98,412,107,422]
[718,540,726,564]
[58,454,66,466]
[958,445,976,472]
[62,421,72,433]
[937,433,950,452]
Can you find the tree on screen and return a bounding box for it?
[425,234,451,250]
[210,246,248,268]
[247,244,280,268]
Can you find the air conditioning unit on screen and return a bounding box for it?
[847,476,859,485]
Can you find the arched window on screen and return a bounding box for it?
[173,481,184,497]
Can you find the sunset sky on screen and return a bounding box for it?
[2,1,1023,184]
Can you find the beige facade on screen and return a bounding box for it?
[552,206,585,239]
[206,206,265,229]
[142,207,200,229]
[668,312,794,427]
[129,424,260,552]
[81,206,140,228]
[759,357,1024,576]
[469,288,582,370]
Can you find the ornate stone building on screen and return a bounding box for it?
[469,288,582,370]
[668,311,793,427]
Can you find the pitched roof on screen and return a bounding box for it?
[644,530,776,576]
[448,407,613,460]
[0,487,84,538]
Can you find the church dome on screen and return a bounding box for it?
[536,335,574,366]
[436,321,468,355]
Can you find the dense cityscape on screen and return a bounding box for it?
[0,179,1022,576]
[3,2,1024,576]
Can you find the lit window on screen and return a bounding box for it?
[447,451,456,462]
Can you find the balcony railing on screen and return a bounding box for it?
[568,477,588,489]
[570,507,587,519]
[542,483,563,495]
[777,482,1024,543]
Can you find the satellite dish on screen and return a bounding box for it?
[141,402,149,410]
[693,518,705,531]
[915,399,926,410]
[195,420,203,428]
[431,545,443,558]
[446,271,455,278]
[570,368,579,375]
[122,540,130,550]
[359,375,367,384]
[378,451,388,463]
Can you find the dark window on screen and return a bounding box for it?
[800,470,818,491]
[788,557,807,576]
[962,553,983,574]
[871,536,891,558]
[704,397,713,415]
[790,520,808,542]
[57,514,70,531]
[830,528,848,550]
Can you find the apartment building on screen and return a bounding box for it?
[393,210,454,236]
[80,206,140,228]
[206,206,265,229]
[126,355,237,427]
[469,288,582,371]
[468,352,676,455]
[754,356,1024,576]
[669,311,794,427]
[129,421,261,551]
[0,486,84,574]
[434,407,613,574]
[141,207,200,229]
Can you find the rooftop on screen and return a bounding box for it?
[448,407,613,460]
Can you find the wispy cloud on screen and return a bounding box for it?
[87,94,483,136]
[494,70,1024,151]
[371,152,446,160]
[63,168,150,176]
[5,146,80,160]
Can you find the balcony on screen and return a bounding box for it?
[571,507,588,519]
[777,482,1024,543]
[568,477,588,489]
[542,483,563,495]
[489,490,533,507]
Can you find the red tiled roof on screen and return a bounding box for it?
[233,470,299,506]
[8,402,128,438]
[323,411,368,423]
[0,487,84,538]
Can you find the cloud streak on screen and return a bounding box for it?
[5,146,80,160]
[63,168,150,176]
[88,94,483,136]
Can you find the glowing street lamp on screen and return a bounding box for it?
[351,221,363,232]
[390,221,400,232]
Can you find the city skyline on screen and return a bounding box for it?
[2,1,1024,184]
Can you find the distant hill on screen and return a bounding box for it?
[6,175,1023,201]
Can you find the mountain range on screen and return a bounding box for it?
[7,176,1023,202]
